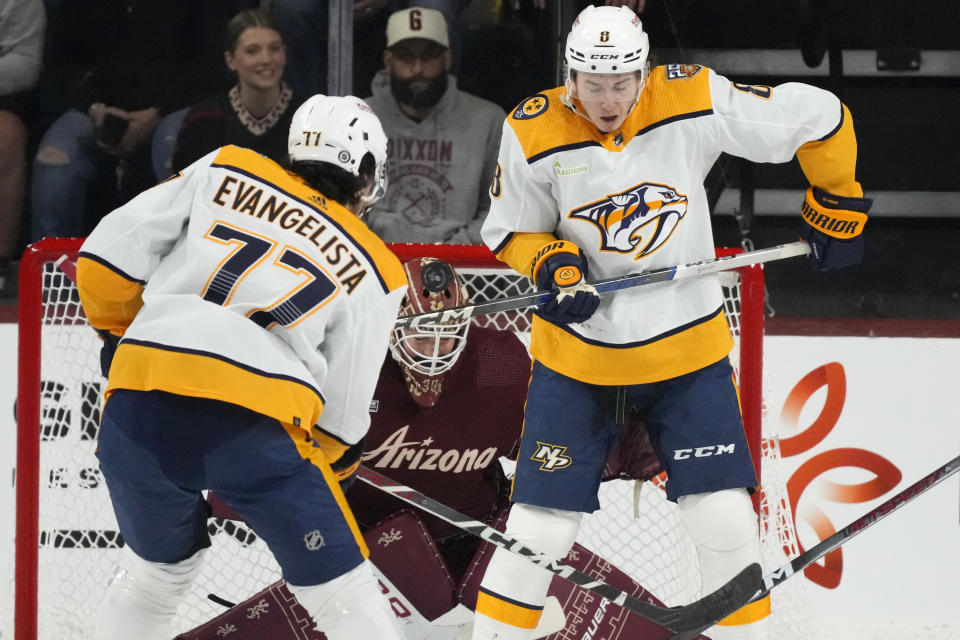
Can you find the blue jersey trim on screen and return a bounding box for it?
[525,109,715,165]
[78,251,147,285]
[817,103,845,141]
[635,109,714,137]
[527,140,602,165]
[490,231,514,256]
[553,305,724,348]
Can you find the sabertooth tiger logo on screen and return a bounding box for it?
[569,182,688,260]
[531,442,572,471]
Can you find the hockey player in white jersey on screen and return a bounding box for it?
[76,94,410,640]
[472,5,872,640]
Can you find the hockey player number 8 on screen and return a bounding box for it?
[202,221,340,329]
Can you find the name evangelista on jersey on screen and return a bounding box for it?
[483,64,863,385]
[77,145,407,445]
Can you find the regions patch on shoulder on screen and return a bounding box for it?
[513,94,549,120]
[665,63,703,80]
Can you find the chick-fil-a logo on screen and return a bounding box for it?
[777,362,902,588]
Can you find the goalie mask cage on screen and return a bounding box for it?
[12,237,815,639]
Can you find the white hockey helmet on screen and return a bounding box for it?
[288,94,388,209]
[390,258,471,378]
[565,5,650,76]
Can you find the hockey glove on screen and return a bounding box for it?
[95,329,122,378]
[800,186,872,271]
[531,240,600,325]
[331,439,364,491]
[313,427,364,490]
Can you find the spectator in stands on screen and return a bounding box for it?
[0,0,45,295]
[30,0,202,242]
[171,9,301,173]
[365,7,504,244]
[268,0,468,99]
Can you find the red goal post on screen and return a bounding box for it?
[13,238,766,639]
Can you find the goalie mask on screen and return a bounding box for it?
[562,5,650,126]
[389,258,470,407]
[288,94,388,212]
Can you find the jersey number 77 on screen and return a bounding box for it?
[201,221,340,329]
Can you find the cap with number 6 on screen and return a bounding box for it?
[386,7,449,48]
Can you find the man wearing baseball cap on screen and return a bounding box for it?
[364,6,505,245]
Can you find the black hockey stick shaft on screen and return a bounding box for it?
[668,454,960,640]
[396,240,810,328]
[357,465,760,632]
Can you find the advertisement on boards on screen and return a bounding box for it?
[1,326,958,638]
[763,336,960,637]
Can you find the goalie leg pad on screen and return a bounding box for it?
[94,546,205,640]
[679,488,771,633]
[472,504,582,639]
[364,509,457,621]
[287,559,406,640]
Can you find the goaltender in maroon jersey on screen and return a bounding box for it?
[347,257,529,580]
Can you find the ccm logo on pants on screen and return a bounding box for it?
[673,444,735,460]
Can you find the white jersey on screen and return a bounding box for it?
[78,145,407,444]
[482,64,862,385]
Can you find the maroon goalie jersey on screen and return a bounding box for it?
[347,326,529,544]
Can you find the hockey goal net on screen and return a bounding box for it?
[11,238,809,639]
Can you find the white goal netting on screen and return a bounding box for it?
[9,239,818,639]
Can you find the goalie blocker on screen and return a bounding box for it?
[176,507,708,640]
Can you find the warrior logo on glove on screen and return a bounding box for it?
[570,182,688,259]
[554,266,582,287]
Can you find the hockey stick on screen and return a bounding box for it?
[396,240,810,328]
[356,464,760,633]
[667,453,960,640]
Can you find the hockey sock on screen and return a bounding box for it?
[287,559,406,640]
[679,488,771,638]
[472,504,582,640]
[93,546,205,640]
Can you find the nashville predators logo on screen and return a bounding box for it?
[531,442,572,471]
[569,182,688,260]
[513,94,549,120]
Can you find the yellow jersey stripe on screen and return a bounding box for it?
[106,341,325,432]
[279,421,369,557]
[476,589,544,629]
[76,255,145,334]
[493,232,558,278]
[796,104,863,197]
[530,309,734,385]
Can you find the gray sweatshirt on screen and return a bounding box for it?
[364,70,505,244]
[0,0,45,95]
